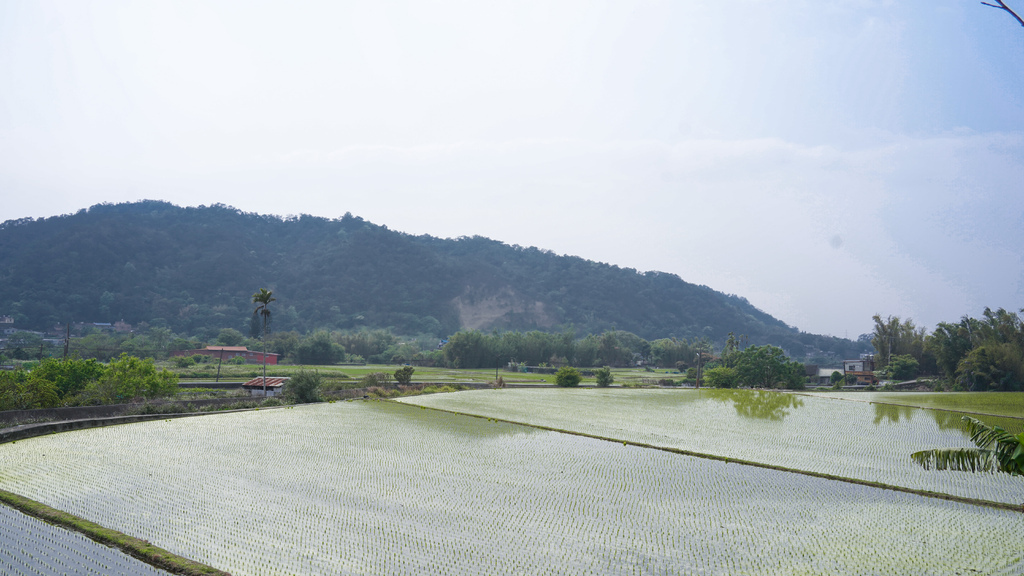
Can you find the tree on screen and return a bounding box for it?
[704,366,739,388]
[693,337,713,388]
[721,332,740,368]
[295,331,344,365]
[0,369,60,410]
[555,366,582,387]
[597,331,624,367]
[216,328,245,346]
[735,345,797,389]
[886,354,919,381]
[284,370,323,403]
[927,318,979,379]
[29,357,106,400]
[956,343,1024,391]
[394,366,415,385]
[870,315,925,369]
[982,1,1024,28]
[928,308,1024,391]
[912,416,1024,476]
[594,366,614,387]
[81,354,178,404]
[251,288,275,394]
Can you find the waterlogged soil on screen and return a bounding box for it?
[400,388,1024,506]
[0,502,172,576]
[0,401,1021,575]
[805,391,1024,422]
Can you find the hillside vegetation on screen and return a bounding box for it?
[0,201,865,357]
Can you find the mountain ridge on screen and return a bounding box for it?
[0,200,867,359]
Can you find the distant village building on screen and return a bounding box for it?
[816,367,842,386]
[172,346,280,365]
[843,355,877,385]
[69,321,133,334]
[242,376,289,397]
[1,316,16,336]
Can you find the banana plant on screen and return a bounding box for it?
[912,416,1024,476]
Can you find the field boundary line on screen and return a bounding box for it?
[0,488,230,576]
[398,400,1024,514]
[795,393,1024,421]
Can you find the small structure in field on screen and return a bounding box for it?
[242,376,289,397]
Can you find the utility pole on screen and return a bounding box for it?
[216,348,224,383]
[695,351,703,389]
[63,323,70,360]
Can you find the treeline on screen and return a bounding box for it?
[442,329,807,388]
[869,307,1024,391]
[0,355,178,410]
[441,329,704,369]
[0,326,426,366]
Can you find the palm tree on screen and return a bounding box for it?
[912,416,1024,476]
[251,288,275,395]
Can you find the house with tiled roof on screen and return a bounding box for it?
[242,376,290,397]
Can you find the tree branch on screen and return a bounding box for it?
[981,1,1024,28]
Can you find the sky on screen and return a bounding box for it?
[1,0,1022,339]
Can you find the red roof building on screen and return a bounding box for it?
[242,376,289,397]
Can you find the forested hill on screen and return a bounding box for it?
[0,201,865,357]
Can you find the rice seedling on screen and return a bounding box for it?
[400,388,1024,506]
[0,501,171,575]
[0,401,1021,574]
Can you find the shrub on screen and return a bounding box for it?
[786,378,807,391]
[594,367,614,387]
[394,366,415,386]
[0,369,60,410]
[367,386,400,398]
[555,366,582,387]
[285,371,323,403]
[173,356,197,368]
[360,372,393,388]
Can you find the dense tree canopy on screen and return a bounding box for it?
[872,307,1024,391]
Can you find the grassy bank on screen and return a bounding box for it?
[0,489,230,576]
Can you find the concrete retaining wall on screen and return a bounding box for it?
[0,398,253,428]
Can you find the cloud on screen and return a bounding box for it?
[1,0,1021,339]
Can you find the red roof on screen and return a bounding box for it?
[242,377,289,388]
[206,346,249,352]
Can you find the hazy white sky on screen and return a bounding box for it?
[1,0,1022,338]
